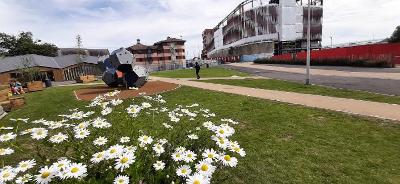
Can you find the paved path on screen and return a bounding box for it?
[229,63,400,80]
[151,77,400,122]
[224,64,400,96]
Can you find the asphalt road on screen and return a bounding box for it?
[223,65,400,96]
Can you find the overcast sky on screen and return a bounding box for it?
[0,0,398,58]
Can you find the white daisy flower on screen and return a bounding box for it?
[196,160,216,177]
[15,174,32,184]
[202,121,214,130]
[93,137,108,146]
[126,105,141,117]
[65,163,87,179]
[162,123,173,129]
[124,146,137,154]
[101,107,113,116]
[91,151,106,164]
[35,166,56,184]
[49,133,68,144]
[106,145,125,159]
[0,132,17,142]
[186,173,210,184]
[0,168,16,182]
[120,137,131,143]
[115,153,136,172]
[176,165,192,177]
[0,147,14,156]
[141,102,152,108]
[31,128,48,140]
[219,154,238,167]
[16,159,36,172]
[172,152,184,162]
[52,158,71,172]
[188,134,199,140]
[212,136,229,150]
[152,143,165,156]
[153,161,165,171]
[110,99,123,106]
[74,128,90,139]
[184,150,197,163]
[113,175,129,184]
[138,135,153,145]
[229,141,246,157]
[92,117,111,129]
[202,149,220,162]
[75,121,90,129]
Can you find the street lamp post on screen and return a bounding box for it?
[306,0,311,85]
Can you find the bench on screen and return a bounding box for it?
[76,75,97,83]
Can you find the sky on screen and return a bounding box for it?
[0,0,398,58]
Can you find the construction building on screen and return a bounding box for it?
[202,0,323,62]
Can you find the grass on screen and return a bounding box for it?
[151,67,249,78]
[197,78,400,105]
[1,86,400,183]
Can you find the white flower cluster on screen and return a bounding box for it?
[0,92,245,184]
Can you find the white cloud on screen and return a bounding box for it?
[0,0,398,58]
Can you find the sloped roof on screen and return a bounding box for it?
[154,37,186,45]
[0,54,104,73]
[58,48,110,56]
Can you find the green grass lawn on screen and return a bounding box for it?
[1,86,400,183]
[197,78,400,105]
[151,67,249,78]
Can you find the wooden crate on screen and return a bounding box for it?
[0,89,9,102]
[10,96,25,109]
[27,81,44,92]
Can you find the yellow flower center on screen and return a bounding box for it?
[3,172,10,178]
[193,180,200,184]
[201,164,209,171]
[224,155,231,161]
[71,167,79,173]
[143,137,148,141]
[21,163,28,168]
[208,153,214,158]
[234,147,240,152]
[110,149,116,154]
[219,129,225,134]
[118,179,124,183]
[188,154,192,158]
[41,172,51,178]
[176,153,181,158]
[97,153,103,158]
[181,169,187,174]
[121,157,129,164]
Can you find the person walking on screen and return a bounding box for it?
[194,62,201,79]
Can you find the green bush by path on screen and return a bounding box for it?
[198,78,400,105]
[1,86,400,183]
[151,67,249,78]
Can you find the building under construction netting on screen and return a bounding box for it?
[202,0,323,62]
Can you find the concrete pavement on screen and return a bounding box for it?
[229,63,400,80]
[224,63,400,96]
[151,77,400,122]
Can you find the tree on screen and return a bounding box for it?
[389,26,400,43]
[0,32,58,57]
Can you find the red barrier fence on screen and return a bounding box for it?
[272,43,400,65]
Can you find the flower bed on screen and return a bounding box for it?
[0,91,245,184]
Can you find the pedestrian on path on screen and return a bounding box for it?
[195,62,201,79]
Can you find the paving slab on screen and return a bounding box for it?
[151,77,400,122]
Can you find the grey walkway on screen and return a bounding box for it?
[152,77,400,122]
[223,63,400,96]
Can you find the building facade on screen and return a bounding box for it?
[127,37,186,71]
[202,0,323,62]
[0,54,104,84]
